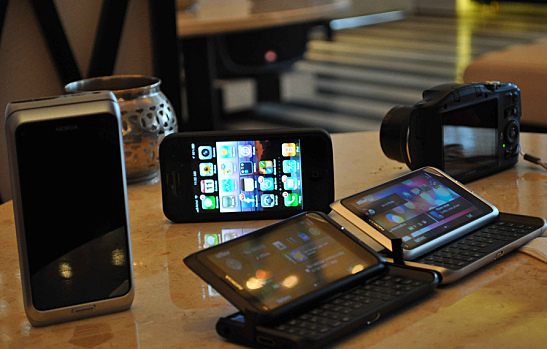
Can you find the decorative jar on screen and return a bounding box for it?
[65,75,178,183]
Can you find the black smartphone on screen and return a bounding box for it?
[4,92,135,326]
[159,128,334,222]
[184,211,439,348]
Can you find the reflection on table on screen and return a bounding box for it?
[0,131,546,348]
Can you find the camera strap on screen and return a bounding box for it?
[519,145,547,170]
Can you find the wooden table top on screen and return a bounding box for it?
[1,131,546,348]
[176,0,350,37]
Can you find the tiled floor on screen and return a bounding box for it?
[220,4,547,133]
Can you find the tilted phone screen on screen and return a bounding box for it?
[191,139,304,213]
[196,213,379,311]
[340,169,494,250]
[15,114,132,310]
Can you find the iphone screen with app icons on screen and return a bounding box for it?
[160,129,334,223]
[191,139,304,214]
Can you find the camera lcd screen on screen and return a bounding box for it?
[195,212,379,311]
[15,114,132,310]
[442,99,498,178]
[190,138,304,213]
[340,169,493,250]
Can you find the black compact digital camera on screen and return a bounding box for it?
[380,82,521,183]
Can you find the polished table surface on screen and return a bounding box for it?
[1,131,546,348]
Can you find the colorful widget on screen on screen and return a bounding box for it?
[191,139,303,214]
[344,171,483,249]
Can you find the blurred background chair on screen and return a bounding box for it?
[464,37,547,132]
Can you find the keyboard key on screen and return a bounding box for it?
[272,274,426,340]
[418,217,541,270]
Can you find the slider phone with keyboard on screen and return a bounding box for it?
[184,211,439,348]
[331,167,546,284]
[403,213,546,283]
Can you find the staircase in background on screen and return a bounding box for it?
[221,10,547,133]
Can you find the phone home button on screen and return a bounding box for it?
[72,305,96,313]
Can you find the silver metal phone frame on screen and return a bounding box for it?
[386,218,545,284]
[4,92,135,326]
[330,167,499,261]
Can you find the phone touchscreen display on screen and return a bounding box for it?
[197,213,379,311]
[15,114,132,310]
[191,139,303,214]
[340,169,493,250]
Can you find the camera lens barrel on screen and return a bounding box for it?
[380,106,413,165]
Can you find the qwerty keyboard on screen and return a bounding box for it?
[271,274,426,340]
[417,220,538,270]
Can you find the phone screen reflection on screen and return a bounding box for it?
[165,223,266,309]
